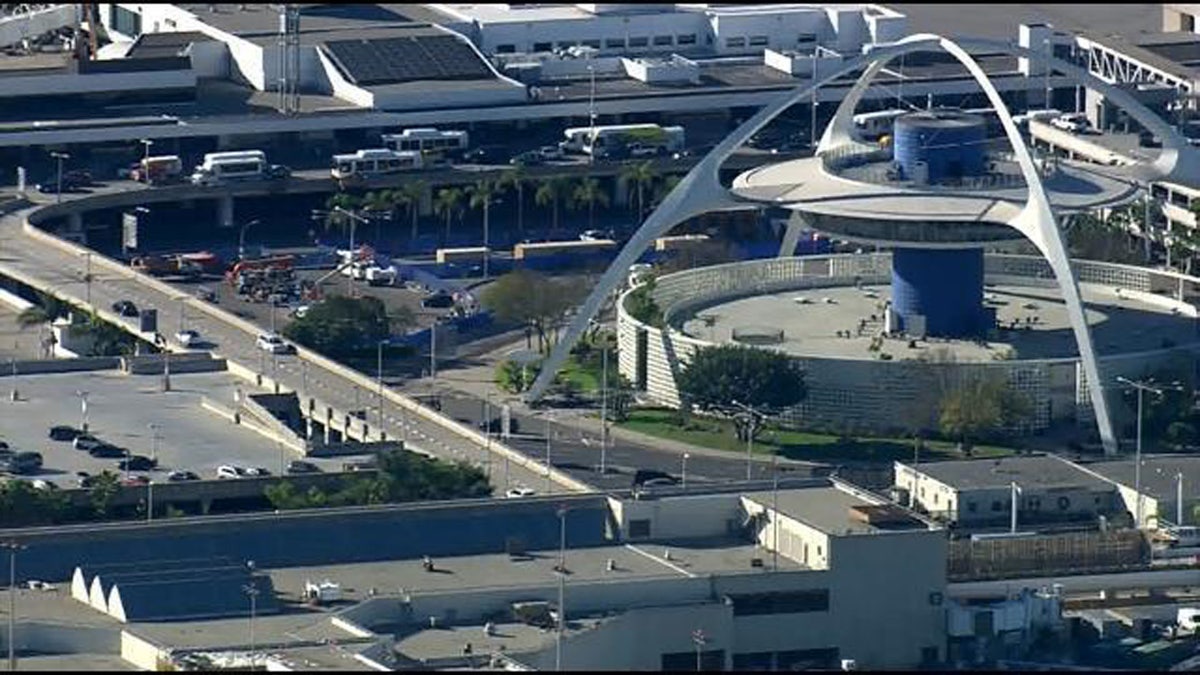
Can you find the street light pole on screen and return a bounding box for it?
[50,151,69,205]
[681,453,689,490]
[2,542,24,672]
[1178,471,1185,525]
[1117,376,1183,528]
[243,582,260,666]
[377,339,386,439]
[545,414,553,494]
[237,219,260,261]
[77,390,89,433]
[1010,481,1022,534]
[600,341,608,475]
[555,506,567,671]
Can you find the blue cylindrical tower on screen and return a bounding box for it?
[893,109,987,184]
[891,248,989,338]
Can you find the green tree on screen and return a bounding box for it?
[624,277,663,327]
[938,374,1032,452]
[89,470,121,519]
[677,344,807,415]
[535,177,573,231]
[481,270,587,353]
[17,292,71,329]
[1067,210,1142,265]
[433,187,465,243]
[282,295,392,355]
[571,176,610,230]
[394,180,427,241]
[361,189,396,243]
[650,173,683,211]
[621,161,659,221]
[498,167,528,236]
[72,311,137,357]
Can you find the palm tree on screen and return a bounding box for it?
[535,177,573,232]
[469,179,500,278]
[621,160,659,222]
[361,189,395,245]
[571,176,610,230]
[650,174,683,210]
[324,192,362,242]
[433,187,465,244]
[394,180,427,243]
[498,167,528,236]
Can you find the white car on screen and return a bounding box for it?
[175,329,200,347]
[505,487,536,498]
[1050,113,1089,134]
[579,230,607,242]
[216,465,245,480]
[256,333,291,354]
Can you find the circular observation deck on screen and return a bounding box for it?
[730,145,1145,248]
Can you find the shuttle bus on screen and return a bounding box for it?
[331,149,423,182]
[191,150,267,186]
[560,124,686,158]
[381,128,470,158]
[852,109,907,140]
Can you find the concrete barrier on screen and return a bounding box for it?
[200,396,308,455]
[19,213,592,494]
[0,285,33,312]
[121,353,228,375]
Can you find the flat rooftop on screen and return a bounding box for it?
[678,280,1200,362]
[891,3,1163,43]
[1083,455,1200,501]
[905,454,1113,492]
[743,484,925,535]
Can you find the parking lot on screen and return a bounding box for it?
[0,369,364,487]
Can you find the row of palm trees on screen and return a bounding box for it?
[323,161,684,246]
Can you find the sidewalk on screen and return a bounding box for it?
[408,336,828,470]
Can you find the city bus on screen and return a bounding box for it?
[190,150,267,186]
[381,128,470,158]
[331,149,423,182]
[560,124,686,158]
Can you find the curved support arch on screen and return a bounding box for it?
[816,55,898,154]
[524,33,1198,445]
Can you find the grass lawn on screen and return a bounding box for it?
[618,408,1017,463]
[558,354,605,394]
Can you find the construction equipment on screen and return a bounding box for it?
[131,254,203,279]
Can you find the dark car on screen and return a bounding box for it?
[632,468,676,487]
[286,460,321,474]
[88,443,126,459]
[478,417,520,434]
[36,175,83,194]
[49,425,81,441]
[464,145,508,164]
[509,150,545,167]
[2,452,43,475]
[166,470,200,482]
[72,434,102,451]
[116,455,157,472]
[421,291,455,309]
[63,169,93,186]
[265,164,291,180]
[111,300,139,317]
[76,472,97,488]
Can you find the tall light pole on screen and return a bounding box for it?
[237,218,260,261]
[8,358,15,403]
[49,151,69,205]
[1010,481,1022,534]
[772,451,780,572]
[544,413,553,494]
[243,580,260,666]
[148,423,159,464]
[1178,471,1185,525]
[681,453,689,490]
[599,338,608,475]
[1,541,25,672]
[76,390,89,433]
[139,138,153,166]
[377,339,387,438]
[1117,376,1183,528]
[587,62,597,166]
[555,506,568,671]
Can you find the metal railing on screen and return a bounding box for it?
[819,144,1032,191]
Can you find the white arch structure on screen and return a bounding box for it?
[525,33,1200,457]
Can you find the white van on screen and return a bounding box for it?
[191,150,267,186]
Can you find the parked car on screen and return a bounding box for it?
[244,467,271,477]
[166,470,200,482]
[256,333,292,354]
[216,465,245,480]
[579,229,610,242]
[464,145,509,164]
[509,150,545,167]
[265,164,291,180]
[421,291,455,309]
[72,434,102,451]
[49,425,81,441]
[88,444,126,459]
[1,452,43,474]
[536,145,565,161]
[286,460,321,475]
[121,475,150,487]
[632,468,675,487]
[505,487,536,498]
[116,455,157,472]
[111,300,139,317]
[1050,113,1090,134]
[76,472,97,488]
[175,329,201,347]
[194,286,218,303]
[35,176,81,194]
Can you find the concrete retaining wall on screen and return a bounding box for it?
[120,353,228,375]
[0,357,120,376]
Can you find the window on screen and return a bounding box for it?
[1171,191,1191,207]
[730,589,830,616]
[533,41,552,53]
[677,34,697,46]
[664,650,725,671]
[933,493,940,506]
[604,38,625,49]
[726,37,746,48]
[110,5,142,37]
[967,501,977,513]
[797,32,817,44]
[628,518,651,538]
[579,39,599,49]
[1057,496,1071,511]
[495,44,516,54]
[1152,184,1170,200]
[1186,13,1197,33]
[628,36,649,48]
[749,35,769,47]
[653,35,673,46]
[991,500,1002,512]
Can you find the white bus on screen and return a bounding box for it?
[191,150,267,186]
[331,149,423,182]
[852,109,907,140]
[560,124,686,157]
[381,128,470,157]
